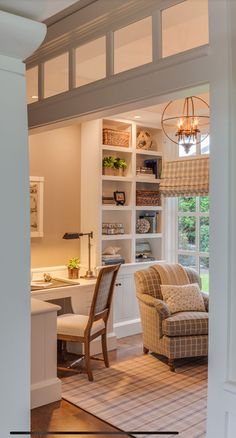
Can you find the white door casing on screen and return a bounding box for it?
[0,10,46,436]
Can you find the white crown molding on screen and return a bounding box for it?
[0,11,46,61]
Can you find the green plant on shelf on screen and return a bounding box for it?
[103,156,117,168]
[67,257,80,269]
[103,156,127,169]
[114,158,128,170]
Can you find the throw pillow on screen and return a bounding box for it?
[160,283,205,314]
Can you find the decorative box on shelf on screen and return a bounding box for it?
[102,223,125,235]
[136,190,161,206]
[103,128,130,147]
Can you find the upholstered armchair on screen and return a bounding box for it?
[134,264,209,371]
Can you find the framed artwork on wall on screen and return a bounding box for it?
[30,176,44,237]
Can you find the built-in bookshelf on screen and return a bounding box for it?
[80,117,164,269]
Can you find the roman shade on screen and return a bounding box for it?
[160,156,209,197]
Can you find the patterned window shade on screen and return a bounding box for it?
[160,156,209,197]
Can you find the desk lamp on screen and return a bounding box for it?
[63,231,96,279]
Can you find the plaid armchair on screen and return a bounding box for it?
[134,265,209,371]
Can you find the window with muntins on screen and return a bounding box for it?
[176,136,210,292]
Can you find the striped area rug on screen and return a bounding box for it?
[62,355,207,438]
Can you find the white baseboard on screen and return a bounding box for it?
[114,318,142,339]
[31,377,61,409]
[67,332,117,356]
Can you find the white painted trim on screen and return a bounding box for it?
[224,382,236,396]
[0,54,25,74]
[0,11,46,61]
[114,318,142,339]
[106,31,114,78]
[31,378,61,409]
[28,48,210,129]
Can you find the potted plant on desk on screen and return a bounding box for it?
[67,257,80,279]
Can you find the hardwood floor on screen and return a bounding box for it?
[31,334,143,437]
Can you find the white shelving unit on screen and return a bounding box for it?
[80,117,165,338]
[80,117,164,267]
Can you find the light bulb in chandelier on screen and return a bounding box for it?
[176,117,200,153]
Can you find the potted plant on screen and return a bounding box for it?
[67,257,80,279]
[114,157,128,176]
[103,156,116,176]
[103,156,127,176]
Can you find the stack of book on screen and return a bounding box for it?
[102,254,125,266]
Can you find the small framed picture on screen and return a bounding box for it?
[114,191,126,206]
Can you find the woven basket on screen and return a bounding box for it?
[136,190,161,206]
[103,167,124,176]
[103,128,130,147]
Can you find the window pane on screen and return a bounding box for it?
[179,143,196,157]
[75,37,106,87]
[200,217,209,252]
[44,52,69,98]
[162,0,209,58]
[178,254,197,270]
[26,67,38,104]
[178,216,196,250]
[200,196,209,213]
[200,256,209,292]
[201,135,210,154]
[114,17,152,74]
[178,197,196,213]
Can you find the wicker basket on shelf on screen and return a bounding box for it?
[136,190,161,206]
[103,128,130,147]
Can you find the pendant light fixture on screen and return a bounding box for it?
[161,96,209,154]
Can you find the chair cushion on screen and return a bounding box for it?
[161,283,205,314]
[57,314,105,337]
[162,311,208,337]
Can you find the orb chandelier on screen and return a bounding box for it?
[161,96,210,154]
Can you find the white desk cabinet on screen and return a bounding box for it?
[114,270,141,338]
[31,298,61,409]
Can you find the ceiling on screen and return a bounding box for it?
[114,92,210,128]
[0,0,81,21]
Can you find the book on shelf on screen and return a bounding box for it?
[102,254,125,265]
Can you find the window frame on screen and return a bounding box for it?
[176,196,209,274]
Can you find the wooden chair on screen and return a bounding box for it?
[57,264,120,381]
